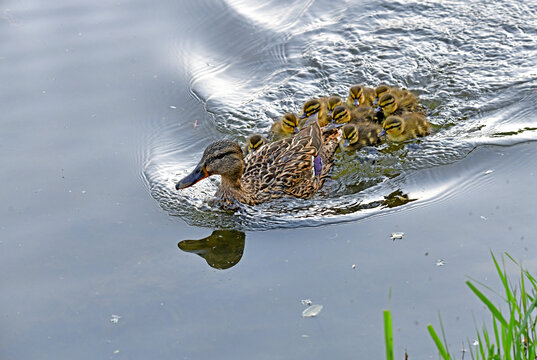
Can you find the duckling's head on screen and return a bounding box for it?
[348,85,363,106]
[246,134,267,154]
[300,99,322,119]
[341,124,358,148]
[374,85,390,105]
[280,112,299,133]
[332,105,351,124]
[379,115,404,138]
[375,93,398,116]
[176,140,244,190]
[327,96,343,117]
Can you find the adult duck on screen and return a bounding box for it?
[176,115,340,208]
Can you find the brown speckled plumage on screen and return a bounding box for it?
[176,118,339,208]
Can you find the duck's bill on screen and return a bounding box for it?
[378,129,387,137]
[299,113,308,119]
[343,139,350,147]
[373,98,379,106]
[176,164,209,190]
[353,99,359,106]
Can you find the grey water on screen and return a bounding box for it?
[1,0,537,359]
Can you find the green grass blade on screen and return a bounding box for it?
[383,310,393,360]
[427,324,450,360]
[466,281,508,328]
[493,317,500,358]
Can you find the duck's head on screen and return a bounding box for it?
[300,99,322,119]
[373,85,390,106]
[246,134,267,154]
[280,112,299,133]
[332,105,351,124]
[378,115,404,138]
[327,96,343,118]
[176,140,244,190]
[375,93,398,117]
[341,124,358,148]
[348,85,364,106]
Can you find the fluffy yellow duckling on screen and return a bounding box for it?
[300,98,330,127]
[326,95,343,121]
[270,112,299,141]
[340,123,383,151]
[346,85,375,108]
[374,85,421,112]
[379,113,431,142]
[243,134,268,157]
[374,92,424,125]
[331,105,375,125]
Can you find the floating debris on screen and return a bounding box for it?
[391,232,404,240]
[480,216,487,220]
[109,314,121,324]
[436,259,445,267]
[113,350,120,354]
[169,105,177,109]
[472,339,479,346]
[301,334,310,338]
[484,169,494,175]
[302,304,323,318]
[301,299,312,306]
[351,264,356,269]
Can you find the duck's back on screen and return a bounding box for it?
[241,122,337,202]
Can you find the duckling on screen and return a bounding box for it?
[340,122,383,151]
[176,115,340,208]
[376,85,422,112]
[331,105,375,125]
[243,134,268,157]
[374,93,411,124]
[346,85,375,108]
[378,113,431,142]
[326,95,343,121]
[270,113,299,141]
[299,98,331,127]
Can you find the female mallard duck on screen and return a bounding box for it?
[300,98,330,127]
[176,115,340,208]
[243,134,268,157]
[326,96,343,120]
[379,113,431,142]
[331,105,375,125]
[340,122,383,151]
[270,112,299,141]
[346,85,375,108]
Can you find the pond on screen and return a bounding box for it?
[1,0,537,359]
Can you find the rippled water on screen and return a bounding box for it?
[143,0,537,230]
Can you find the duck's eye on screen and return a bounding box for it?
[213,150,235,161]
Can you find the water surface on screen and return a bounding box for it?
[1,0,537,359]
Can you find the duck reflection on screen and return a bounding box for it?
[178,230,245,269]
[381,189,416,208]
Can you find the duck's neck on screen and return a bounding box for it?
[216,174,254,206]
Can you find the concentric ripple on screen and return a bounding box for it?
[142,0,537,230]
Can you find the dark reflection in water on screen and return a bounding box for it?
[178,230,245,269]
[382,190,417,208]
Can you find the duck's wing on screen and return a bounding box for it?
[242,120,323,200]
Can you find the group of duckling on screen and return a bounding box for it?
[176,84,431,209]
[244,84,431,157]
